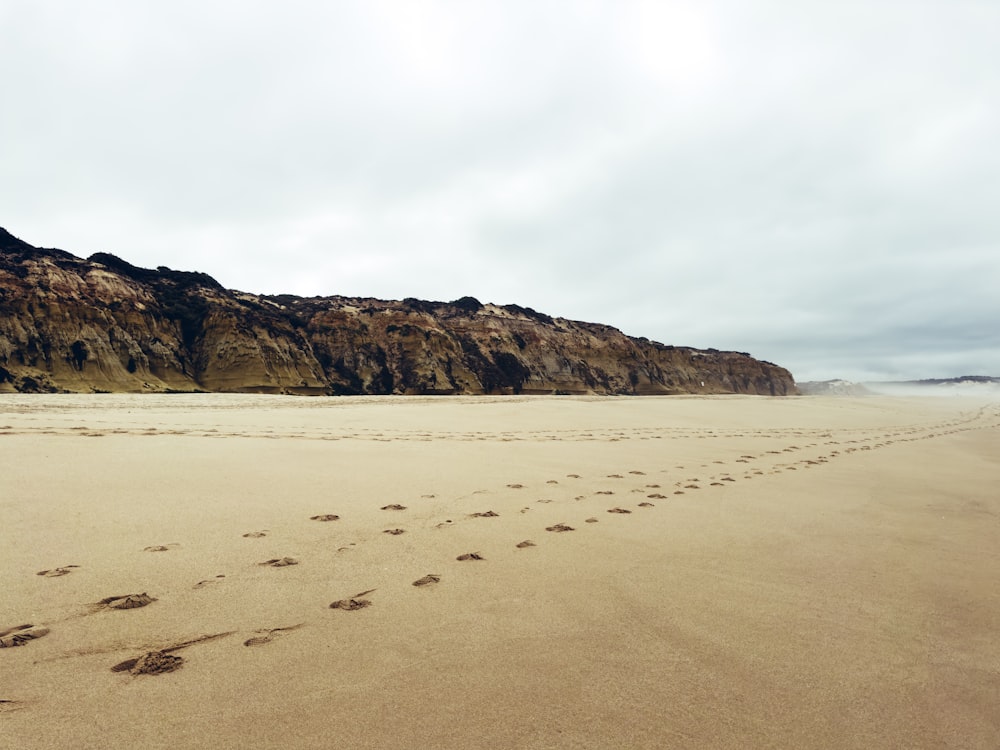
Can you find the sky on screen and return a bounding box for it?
[3,1,998,382]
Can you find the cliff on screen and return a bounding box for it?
[797,380,874,396]
[0,228,797,396]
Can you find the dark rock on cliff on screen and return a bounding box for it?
[0,228,797,396]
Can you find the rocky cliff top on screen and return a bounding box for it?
[0,228,797,396]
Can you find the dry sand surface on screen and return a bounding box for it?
[2,393,999,749]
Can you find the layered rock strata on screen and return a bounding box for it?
[0,229,797,396]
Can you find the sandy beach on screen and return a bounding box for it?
[2,393,998,749]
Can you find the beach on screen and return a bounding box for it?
[2,393,998,749]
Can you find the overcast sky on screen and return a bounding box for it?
[3,1,998,382]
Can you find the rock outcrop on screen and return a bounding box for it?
[0,228,797,396]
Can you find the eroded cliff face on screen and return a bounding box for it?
[0,228,797,396]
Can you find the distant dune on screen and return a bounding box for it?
[798,376,1000,400]
[796,379,875,396]
[866,376,1000,398]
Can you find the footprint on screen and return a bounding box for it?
[383,528,406,535]
[546,480,559,485]
[647,493,666,499]
[412,574,441,587]
[243,624,304,647]
[36,565,80,577]
[380,504,407,511]
[546,523,575,532]
[143,544,178,552]
[310,514,340,522]
[595,491,614,495]
[507,484,525,489]
[193,575,226,589]
[242,531,268,538]
[259,558,299,567]
[329,598,371,612]
[566,474,581,479]
[456,553,484,561]
[516,540,536,548]
[330,590,375,611]
[638,502,655,507]
[607,508,632,514]
[629,471,646,475]
[99,593,156,610]
[112,631,233,674]
[607,474,624,479]
[0,624,50,648]
[470,511,499,518]
[126,651,184,675]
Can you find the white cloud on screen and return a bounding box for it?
[2,0,998,381]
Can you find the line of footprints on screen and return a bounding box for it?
[3,406,998,699]
[6,403,999,445]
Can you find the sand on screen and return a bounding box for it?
[1,393,998,749]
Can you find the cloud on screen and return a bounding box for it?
[2,0,998,381]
